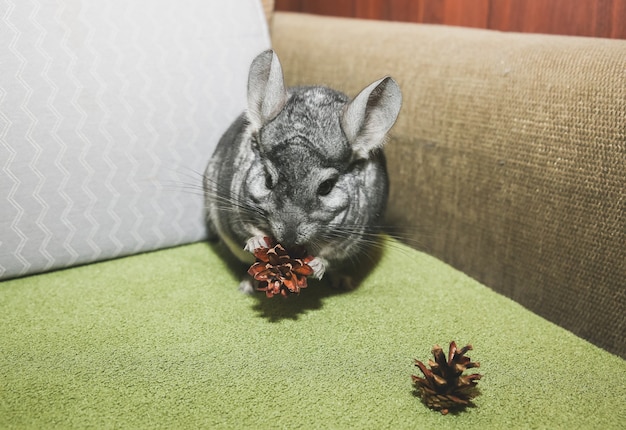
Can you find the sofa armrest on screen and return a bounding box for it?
[271,12,626,357]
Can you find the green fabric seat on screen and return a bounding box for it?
[2,238,624,429]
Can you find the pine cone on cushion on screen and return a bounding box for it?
[412,341,482,414]
[247,238,314,298]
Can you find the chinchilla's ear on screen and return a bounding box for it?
[342,77,402,159]
[247,49,287,130]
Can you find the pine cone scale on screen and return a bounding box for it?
[247,239,315,298]
[412,341,482,415]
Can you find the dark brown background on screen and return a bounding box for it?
[276,0,626,39]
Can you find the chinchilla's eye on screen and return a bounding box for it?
[317,177,337,196]
[265,171,275,190]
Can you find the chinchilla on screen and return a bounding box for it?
[204,49,402,292]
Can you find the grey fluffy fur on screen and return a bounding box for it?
[203,50,401,288]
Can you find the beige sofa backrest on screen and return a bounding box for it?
[271,12,626,357]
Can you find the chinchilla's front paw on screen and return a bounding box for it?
[238,278,256,294]
[308,257,327,280]
[244,235,269,253]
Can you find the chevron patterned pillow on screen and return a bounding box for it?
[0,0,270,279]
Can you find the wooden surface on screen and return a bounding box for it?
[275,0,626,39]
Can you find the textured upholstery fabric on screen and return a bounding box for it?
[271,12,626,357]
[2,240,625,429]
[0,0,270,280]
[1,6,624,428]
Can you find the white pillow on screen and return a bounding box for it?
[0,0,270,279]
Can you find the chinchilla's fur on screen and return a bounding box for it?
[204,50,402,291]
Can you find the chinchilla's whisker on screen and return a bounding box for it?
[352,245,378,266]
[328,222,429,252]
[162,181,205,194]
[306,237,325,256]
[203,187,267,219]
[203,182,268,219]
[320,225,420,262]
[163,165,206,181]
[162,171,229,199]
[162,186,205,197]
[210,203,266,225]
[211,203,259,218]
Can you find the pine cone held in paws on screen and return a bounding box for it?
[247,238,314,298]
[412,341,482,415]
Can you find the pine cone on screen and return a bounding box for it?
[412,341,482,415]
[247,238,314,298]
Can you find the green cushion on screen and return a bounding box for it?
[2,239,624,428]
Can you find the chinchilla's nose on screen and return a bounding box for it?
[279,229,298,249]
[271,218,307,249]
[271,219,301,247]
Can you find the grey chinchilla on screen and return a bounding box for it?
[204,49,402,292]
